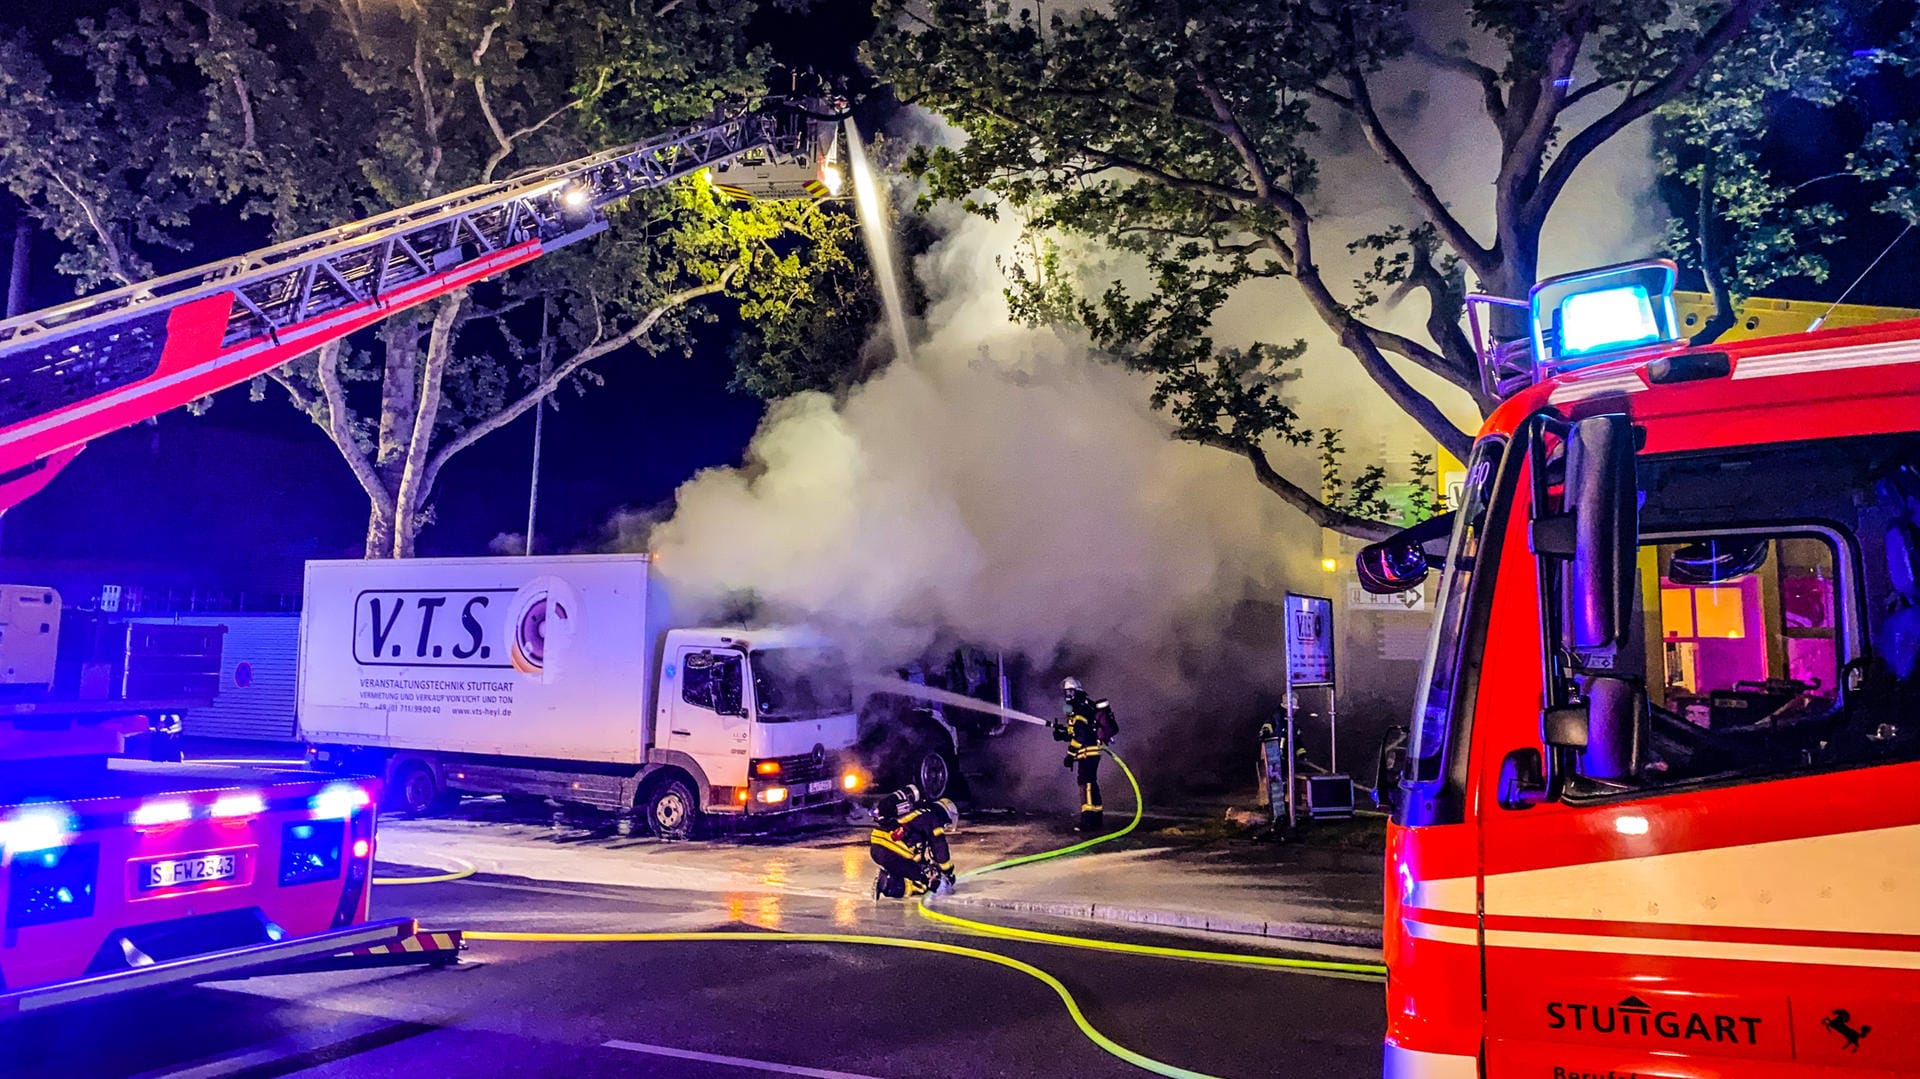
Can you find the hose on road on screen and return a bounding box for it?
[923,750,1386,982]
[463,927,1217,1079]
[372,857,476,885]
[375,747,1379,1078]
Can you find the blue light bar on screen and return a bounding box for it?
[1557,285,1661,356]
[1529,259,1682,372]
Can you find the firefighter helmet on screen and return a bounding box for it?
[936,798,960,832]
[1062,676,1085,695]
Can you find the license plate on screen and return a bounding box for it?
[807,779,834,795]
[140,853,237,891]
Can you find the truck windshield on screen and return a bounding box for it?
[1621,434,1920,787]
[751,647,854,722]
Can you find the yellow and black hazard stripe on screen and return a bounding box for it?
[349,930,463,957]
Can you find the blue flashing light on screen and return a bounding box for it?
[1526,259,1682,374]
[1557,284,1661,356]
[1,805,75,855]
[313,783,371,819]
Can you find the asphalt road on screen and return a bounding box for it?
[2,856,1386,1079]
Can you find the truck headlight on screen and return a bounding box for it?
[756,786,789,805]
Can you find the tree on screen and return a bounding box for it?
[0,0,855,556]
[1656,3,1920,341]
[870,0,1815,538]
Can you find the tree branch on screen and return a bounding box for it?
[416,270,736,505]
[1409,36,1507,123]
[1192,432,1397,540]
[271,345,391,515]
[44,168,135,285]
[1343,66,1495,277]
[1531,0,1768,216]
[1259,225,1475,454]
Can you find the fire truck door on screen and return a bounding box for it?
[1477,538,1920,1075]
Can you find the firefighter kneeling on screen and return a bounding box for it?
[868,785,959,899]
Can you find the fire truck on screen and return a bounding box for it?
[1359,258,1920,1078]
[0,102,841,1015]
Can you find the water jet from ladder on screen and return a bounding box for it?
[844,119,914,363]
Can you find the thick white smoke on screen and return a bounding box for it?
[622,194,1321,803]
[629,26,1673,799]
[646,206,1309,725]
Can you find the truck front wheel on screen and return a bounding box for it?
[390,760,455,818]
[644,777,701,841]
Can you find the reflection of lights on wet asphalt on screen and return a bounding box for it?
[726,894,746,923]
[760,860,791,889]
[833,895,859,928]
[755,894,782,931]
[841,847,866,884]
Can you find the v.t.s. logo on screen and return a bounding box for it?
[353,589,513,668]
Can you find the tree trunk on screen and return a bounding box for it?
[364,507,396,559]
[389,293,464,559]
[376,311,427,493]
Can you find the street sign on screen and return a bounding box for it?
[1345,583,1427,612]
[1285,593,1336,686]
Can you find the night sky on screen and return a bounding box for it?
[0,1,878,592]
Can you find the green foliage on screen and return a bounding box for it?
[1654,1,1920,321]
[867,0,1863,535]
[0,0,852,553]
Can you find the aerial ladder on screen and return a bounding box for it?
[0,102,842,513]
[0,100,841,1014]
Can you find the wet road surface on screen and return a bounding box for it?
[1,818,1386,1078]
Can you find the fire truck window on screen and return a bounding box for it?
[1407,439,1506,785]
[1636,534,1842,784]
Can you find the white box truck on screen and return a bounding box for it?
[296,554,863,838]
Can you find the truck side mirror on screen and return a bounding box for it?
[1579,675,1647,783]
[1355,511,1455,595]
[1561,414,1637,652]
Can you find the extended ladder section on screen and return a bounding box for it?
[0,107,822,503]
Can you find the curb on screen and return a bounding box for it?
[937,895,1384,950]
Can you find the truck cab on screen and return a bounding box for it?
[658,627,861,820]
[1366,261,1920,1077]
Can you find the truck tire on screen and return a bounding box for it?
[390,760,456,818]
[911,745,955,801]
[644,777,701,841]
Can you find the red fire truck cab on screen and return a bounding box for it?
[1363,260,1920,1077]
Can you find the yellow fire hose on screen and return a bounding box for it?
[375,748,1383,1079]
[372,856,476,886]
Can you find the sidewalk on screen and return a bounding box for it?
[938,817,1387,950]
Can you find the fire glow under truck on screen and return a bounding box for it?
[1358,258,1920,1078]
[0,102,841,1015]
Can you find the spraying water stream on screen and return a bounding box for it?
[843,119,914,363]
[854,674,1053,728]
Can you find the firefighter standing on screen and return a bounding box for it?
[1053,677,1118,831]
[867,785,958,899]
